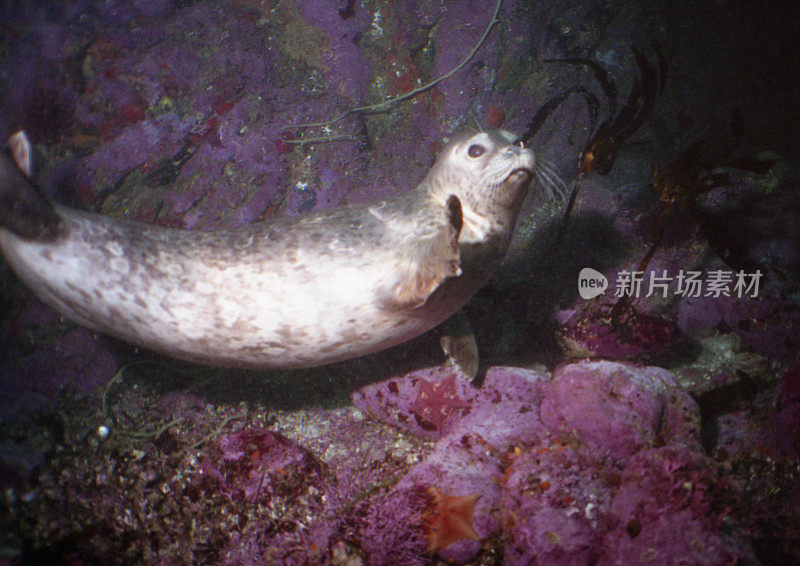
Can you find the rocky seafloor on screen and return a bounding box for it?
[1,0,799,564]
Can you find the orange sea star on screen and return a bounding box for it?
[423,486,481,553]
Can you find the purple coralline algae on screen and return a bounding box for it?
[501,443,608,565]
[0,0,799,563]
[601,446,754,564]
[559,303,683,361]
[717,288,800,367]
[351,366,550,563]
[540,360,700,458]
[351,365,478,440]
[347,361,754,564]
[202,429,325,505]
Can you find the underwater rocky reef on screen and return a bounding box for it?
[1,0,799,563]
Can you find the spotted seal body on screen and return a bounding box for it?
[0,130,535,369]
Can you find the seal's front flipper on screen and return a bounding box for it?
[441,333,479,381]
[387,195,463,309]
[439,310,480,382]
[0,131,62,240]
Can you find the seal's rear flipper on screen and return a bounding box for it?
[0,131,62,240]
[8,131,33,177]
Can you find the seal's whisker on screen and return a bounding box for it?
[534,170,556,201]
[536,155,559,171]
[543,166,568,200]
[536,156,563,180]
[534,159,568,202]
[541,161,568,198]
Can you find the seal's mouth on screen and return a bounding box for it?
[506,166,534,183]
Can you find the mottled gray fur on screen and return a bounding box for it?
[0,129,535,368]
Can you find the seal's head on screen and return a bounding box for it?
[424,129,536,242]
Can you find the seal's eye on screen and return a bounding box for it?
[467,144,485,158]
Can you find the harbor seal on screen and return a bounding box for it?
[0,129,536,370]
